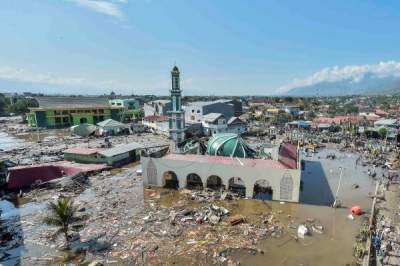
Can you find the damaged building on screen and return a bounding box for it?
[141,133,301,202]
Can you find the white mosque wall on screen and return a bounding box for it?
[141,156,301,202]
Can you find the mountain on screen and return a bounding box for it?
[285,74,400,96]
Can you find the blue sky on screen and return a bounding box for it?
[0,0,400,95]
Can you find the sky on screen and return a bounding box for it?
[0,0,400,96]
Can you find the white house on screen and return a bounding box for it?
[144,100,171,117]
[142,115,169,136]
[226,117,247,134]
[201,113,228,136]
[200,113,248,136]
[97,119,129,135]
[374,119,399,129]
[184,100,237,124]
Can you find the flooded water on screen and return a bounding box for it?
[0,132,25,151]
[300,147,377,209]
[232,202,364,266]
[13,129,71,143]
[235,147,377,266]
[0,129,71,151]
[0,199,47,220]
[0,199,57,266]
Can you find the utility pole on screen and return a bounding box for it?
[333,166,344,208]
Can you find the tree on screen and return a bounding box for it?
[343,104,359,114]
[7,98,39,114]
[0,94,6,115]
[378,128,387,139]
[306,110,316,120]
[43,197,84,249]
[133,109,144,119]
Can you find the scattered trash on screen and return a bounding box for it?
[351,206,362,215]
[312,225,323,234]
[297,225,309,238]
[228,215,246,226]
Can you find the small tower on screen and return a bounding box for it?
[168,66,186,146]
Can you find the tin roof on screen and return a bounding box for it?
[374,119,398,126]
[97,119,128,128]
[203,113,224,123]
[64,147,101,155]
[98,142,143,157]
[186,99,232,107]
[33,96,112,109]
[227,117,245,125]
[278,143,298,169]
[163,153,289,169]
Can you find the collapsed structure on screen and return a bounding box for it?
[142,135,300,202]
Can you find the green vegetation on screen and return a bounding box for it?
[7,98,39,114]
[133,108,144,119]
[0,94,7,115]
[0,94,39,116]
[378,127,387,139]
[44,197,85,249]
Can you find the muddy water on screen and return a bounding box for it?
[235,148,377,266]
[13,129,71,143]
[0,129,70,151]
[300,148,377,209]
[232,202,363,266]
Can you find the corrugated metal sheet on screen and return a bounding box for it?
[99,142,143,157]
[7,161,108,189]
[64,147,101,155]
[278,143,298,169]
[97,119,128,128]
[163,153,289,169]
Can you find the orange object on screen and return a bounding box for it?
[351,206,362,215]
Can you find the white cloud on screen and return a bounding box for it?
[70,0,126,18]
[0,66,128,89]
[277,61,400,93]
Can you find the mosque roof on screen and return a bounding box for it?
[206,133,256,158]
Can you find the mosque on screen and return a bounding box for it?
[141,66,301,202]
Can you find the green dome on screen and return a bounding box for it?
[206,133,255,158]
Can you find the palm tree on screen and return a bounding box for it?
[44,197,83,249]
